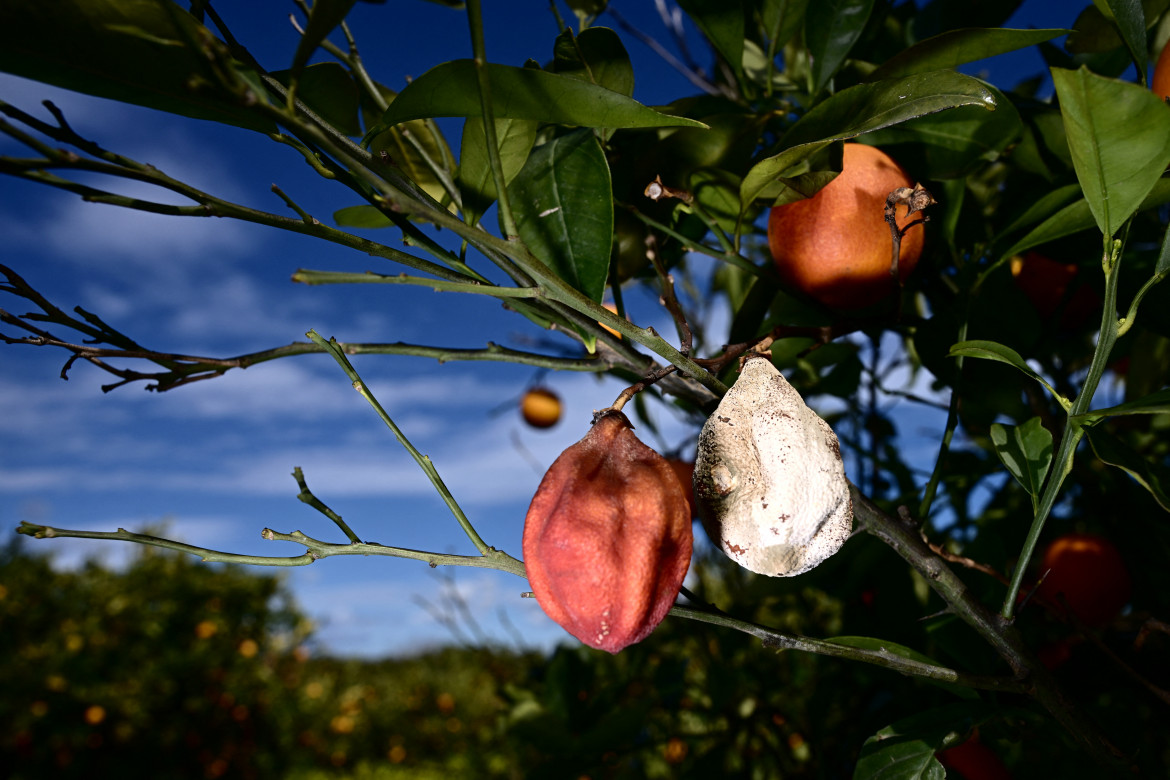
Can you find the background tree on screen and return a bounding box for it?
[3,0,1170,777]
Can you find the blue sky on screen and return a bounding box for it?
[1,0,1091,656]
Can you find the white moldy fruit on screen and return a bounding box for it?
[694,354,852,576]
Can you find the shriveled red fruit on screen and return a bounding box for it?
[523,410,693,653]
[1036,532,1131,627]
[667,458,697,518]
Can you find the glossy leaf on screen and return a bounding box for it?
[947,340,1064,403]
[805,0,875,93]
[990,417,1053,500]
[291,0,358,75]
[1052,66,1170,240]
[1096,0,1148,80]
[742,71,995,204]
[271,62,362,136]
[869,28,1069,81]
[853,702,999,780]
[370,60,707,133]
[551,27,634,97]
[506,129,613,308]
[0,0,273,132]
[457,116,538,227]
[1086,427,1170,511]
[677,0,745,78]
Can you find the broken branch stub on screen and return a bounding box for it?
[693,355,852,576]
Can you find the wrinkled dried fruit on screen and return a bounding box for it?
[523,410,693,653]
[694,355,852,576]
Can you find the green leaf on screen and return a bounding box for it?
[1086,427,1170,511]
[677,0,746,78]
[947,340,1066,405]
[853,702,1000,780]
[805,0,876,93]
[864,82,1021,179]
[825,637,978,701]
[291,0,358,74]
[271,62,362,136]
[995,183,1083,241]
[1158,214,1170,277]
[456,116,538,227]
[1075,388,1170,421]
[763,0,811,50]
[506,129,613,308]
[367,115,455,207]
[1096,0,1148,80]
[869,28,1070,81]
[333,204,392,228]
[551,27,634,97]
[989,417,1054,500]
[1052,66,1170,240]
[369,60,707,133]
[0,0,273,132]
[741,71,995,204]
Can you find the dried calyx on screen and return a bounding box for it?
[523,410,693,653]
[694,355,852,577]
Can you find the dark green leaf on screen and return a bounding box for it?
[271,62,361,136]
[0,0,273,131]
[1076,388,1170,420]
[551,27,634,97]
[805,0,875,93]
[763,0,811,50]
[370,60,707,132]
[677,0,746,78]
[457,116,538,227]
[990,417,1054,499]
[869,28,1069,82]
[291,0,358,74]
[853,702,1000,780]
[1052,66,1170,239]
[741,71,995,204]
[367,116,455,207]
[1097,0,1148,80]
[1158,214,1170,277]
[995,183,1082,241]
[947,340,1064,401]
[506,130,613,309]
[1086,427,1170,511]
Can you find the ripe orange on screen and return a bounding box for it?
[767,143,924,310]
[1035,533,1131,627]
[520,387,561,429]
[1154,37,1170,102]
[936,735,1012,780]
[1009,251,1098,328]
[599,302,623,339]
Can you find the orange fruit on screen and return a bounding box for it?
[1035,533,1131,627]
[1154,37,1170,102]
[936,735,1012,780]
[767,143,924,310]
[520,387,561,429]
[1009,251,1099,328]
[600,302,623,339]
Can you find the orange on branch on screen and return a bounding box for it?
[1154,37,1170,101]
[520,387,562,429]
[1035,532,1131,627]
[767,143,924,310]
[1009,251,1099,328]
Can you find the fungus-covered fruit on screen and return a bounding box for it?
[520,387,561,429]
[523,410,693,653]
[695,355,852,576]
[767,143,923,310]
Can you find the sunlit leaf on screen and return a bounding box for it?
[0,0,273,131]
[333,204,392,228]
[990,417,1053,501]
[1086,427,1170,511]
[869,28,1069,81]
[370,60,707,133]
[457,115,538,227]
[1052,66,1170,240]
[506,129,613,309]
[741,71,995,204]
[805,0,875,93]
[368,116,455,207]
